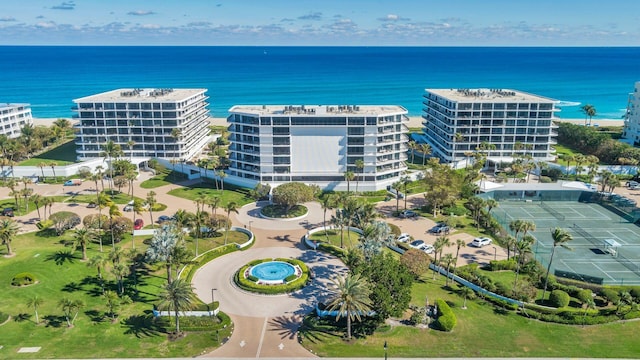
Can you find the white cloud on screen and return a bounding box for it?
[128,10,156,16]
[378,14,410,22]
[0,16,17,22]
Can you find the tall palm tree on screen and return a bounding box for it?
[452,239,466,276]
[37,162,47,181]
[326,273,373,340]
[31,193,43,220]
[72,227,95,261]
[49,161,58,181]
[432,236,450,279]
[223,202,239,245]
[321,195,335,241]
[158,279,197,334]
[442,253,456,285]
[101,140,122,190]
[419,143,432,166]
[0,218,20,255]
[26,296,44,324]
[581,104,596,126]
[344,171,355,194]
[217,170,227,193]
[146,191,157,228]
[207,196,221,216]
[108,204,122,247]
[541,228,573,302]
[513,234,535,291]
[582,298,596,327]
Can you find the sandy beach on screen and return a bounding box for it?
[33,116,625,129]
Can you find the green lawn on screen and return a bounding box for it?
[0,231,229,358]
[140,169,188,189]
[19,141,78,166]
[300,276,640,358]
[167,182,253,207]
[309,229,361,249]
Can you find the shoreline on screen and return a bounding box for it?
[33,116,626,128]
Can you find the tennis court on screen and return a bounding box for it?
[493,200,640,285]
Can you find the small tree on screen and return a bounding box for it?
[0,218,20,255]
[158,279,197,334]
[59,298,84,327]
[272,182,315,212]
[26,296,44,324]
[49,211,81,235]
[326,273,373,340]
[400,248,431,278]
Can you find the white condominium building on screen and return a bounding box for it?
[73,88,210,161]
[622,81,640,145]
[227,105,409,191]
[422,88,558,167]
[0,103,33,139]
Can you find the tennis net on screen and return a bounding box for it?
[540,201,566,221]
[572,223,599,246]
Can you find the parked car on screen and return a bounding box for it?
[157,215,172,223]
[409,240,426,250]
[2,208,14,217]
[471,237,492,247]
[134,219,144,230]
[422,244,435,254]
[429,224,451,234]
[123,205,133,212]
[399,210,418,218]
[63,179,82,186]
[397,233,411,243]
[626,181,639,188]
[87,202,97,208]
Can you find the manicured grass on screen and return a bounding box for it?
[260,204,307,218]
[140,170,188,189]
[183,230,249,256]
[309,229,361,249]
[19,141,78,166]
[300,276,640,358]
[167,182,253,207]
[0,196,66,217]
[0,230,228,358]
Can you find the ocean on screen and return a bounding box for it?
[1,46,639,120]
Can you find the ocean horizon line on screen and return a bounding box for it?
[3,44,640,49]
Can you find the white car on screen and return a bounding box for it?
[397,233,411,243]
[409,240,426,250]
[422,244,435,254]
[471,237,492,247]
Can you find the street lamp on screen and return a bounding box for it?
[211,288,215,304]
[249,220,253,232]
[384,341,388,360]
[493,246,497,261]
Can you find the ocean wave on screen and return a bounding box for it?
[555,101,581,107]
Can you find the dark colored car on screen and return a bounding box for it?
[157,215,172,223]
[2,208,14,217]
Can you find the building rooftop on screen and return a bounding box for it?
[229,105,407,116]
[425,88,557,103]
[73,88,207,103]
[0,103,29,110]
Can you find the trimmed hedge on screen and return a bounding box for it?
[36,219,53,230]
[180,244,239,282]
[488,259,517,271]
[235,258,309,295]
[549,290,570,308]
[317,242,347,260]
[576,289,593,304]
[11,272,37,286]
[600,288,620,304]
[434,299,456,332]
[157,311,231,332]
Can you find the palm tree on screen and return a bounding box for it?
[541,228,573,302]
[442,253,455,285]
[49,161,58,181]
[582,297,596,327]
[407,141,417,163]
[72,227,95,261]
[513,234,535,291]
[223,202,239,245]
[103,290,121,320]
[321,195,335,241]
[452,239,466,276]
[217,170,227,193]
[26,296,44,324]
[59,298,84,327]
[0,218,20,255]
[158,279,197,334]
[207,196,221,216]
[31,193,43,220]
[108,204,122,247]
[420,143,432,166]
[146,191,157,228]
[326,273,373,340]
[344,171,355,194]
[38,162,47,181]
[460,287,475,309]
[581,104,596,126]
[354,159,364,193]
[88,254,107,293]
[432,236,450,279]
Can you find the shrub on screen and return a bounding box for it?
[488,259,517,271]
[0,312,8,323]
[600,288,620,304]
[11,272,37,286]
[629,286,640,301]
[434,299,456,332]
[284,274,297,283]
[539,176,553,183]
[576,289,593,303]
[49,211,81,235]
[441,204,469,216]
[36,219,53,230]
[549,290,570,308]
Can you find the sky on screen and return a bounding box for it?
[1,0,639,46]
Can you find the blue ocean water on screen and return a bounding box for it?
[1,46,639,120]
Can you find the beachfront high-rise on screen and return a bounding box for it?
[0,103,33,139]
[227,105,409,191]
[421,89,558,167]
[622,81,640,145]
[73,88,210,161]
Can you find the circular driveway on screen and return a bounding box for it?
[192,246,347,318]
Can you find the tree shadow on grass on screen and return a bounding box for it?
[84,309,106,323]
[14,313,31,322]
[122,313,165,338]
[62,281,84,293]
[46,250,78,265]
[43,315,65,328]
